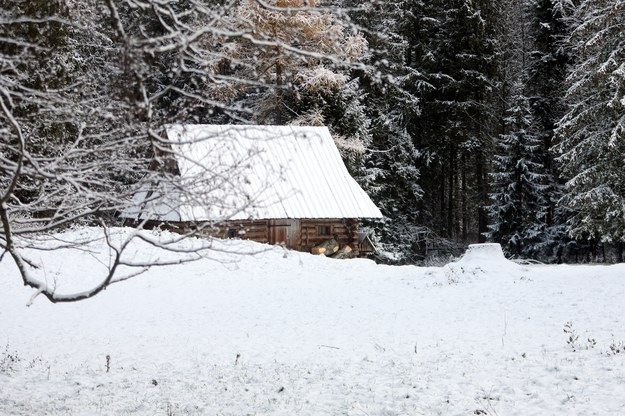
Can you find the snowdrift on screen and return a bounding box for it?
[2,229,625,415]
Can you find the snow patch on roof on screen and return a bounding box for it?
[125,125,382,221]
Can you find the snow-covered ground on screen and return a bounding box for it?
[1,228,624,415]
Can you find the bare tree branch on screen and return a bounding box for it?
[0,0,370,304]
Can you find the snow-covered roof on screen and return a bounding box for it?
[126,125,382,221]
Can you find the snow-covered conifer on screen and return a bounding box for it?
[413,0,500,243]
[525,0,573,260]
[488,81,548,258]
[555,0,625,257]
[342,0,425,262]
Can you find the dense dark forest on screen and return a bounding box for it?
[2,0,624,265]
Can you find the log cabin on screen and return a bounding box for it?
[122,125,383,256]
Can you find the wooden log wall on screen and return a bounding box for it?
[209,220,270,244]
[129,218,363,254]
[132,219,270,245]
[299,219,358,252]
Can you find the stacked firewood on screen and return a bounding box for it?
[311,238,355,259]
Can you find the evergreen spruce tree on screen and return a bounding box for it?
[413,0,500,244]
[488,81,548,257]
[341,0,425,262]
[555,0,625,261]
[526,0,574,260]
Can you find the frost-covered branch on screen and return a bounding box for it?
[0,0,375,302]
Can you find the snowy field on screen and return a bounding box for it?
[1,227,625,415]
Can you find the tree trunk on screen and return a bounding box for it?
[447,145,455,239]
[476,151,488,243]
[461,153,468,242]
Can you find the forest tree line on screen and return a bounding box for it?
[1,0,624,265]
